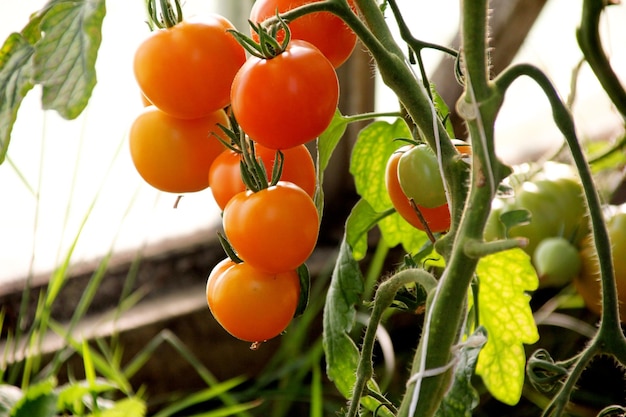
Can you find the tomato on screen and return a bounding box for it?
[384,141,471,233]
[385,145,451,233]
[206,261,300,342]
[484,170,589,257]
[222,181,319,273]
[575,210,626,322]
[129,106,228,193]
[397,144,447,208]
[533,236,582,288]
[230,39,339,150]
[249,0,357,68]
[208,143,317,210]
[134,14,246,119]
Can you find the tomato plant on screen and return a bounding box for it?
[128,106,228,193]
[134,14,246,119]
[206,261,300,342]
[249,0,357,68]
[208,143,316,210]
[5,0,626,416]
[230,39,339,150]
[222,181,319,273]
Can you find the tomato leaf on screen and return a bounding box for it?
[322,237,391,415]
[0,33,35,163]
[434,326,487,417]
[0,0,106,164]
[315,110,349,215]
[345,199,393,260]
[475,248,539,405]
[33,0,106,119]
[378,212,429,255]
[318,109,349,173]
[350,118,411,212]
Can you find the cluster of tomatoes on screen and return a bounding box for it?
[128,0,357,344]
[385,140,472,235]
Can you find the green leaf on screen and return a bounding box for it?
[434,327,487,417]
[322,238,391,415]
[318,109,349,173]
[350,118,411,212]
[315,110,349,215]
[91,397,146,417]
[378,211,429,255]
[33,0,106,119]
[323,238,363,397]
[345,199,393,261]
[11,379,58,417]
[475,248,539,405]
[430,82,456,139]
[0,33,35,164]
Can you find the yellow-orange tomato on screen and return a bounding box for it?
[129,106,228,193]
[206,261,300,342]
[134,14,246,119]
[222,181,319,273]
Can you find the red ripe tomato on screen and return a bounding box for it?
[385,145,451,233]
[129,106,228,193]
[206,261,300,342]
[208,143,317,210]
[249,0,357,68]
[222,181,319,273]
[134,14,246,119]
[230,39,339,150]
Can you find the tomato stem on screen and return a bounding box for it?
[145,0,182,29]
[229,12,292,59]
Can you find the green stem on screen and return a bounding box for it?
[346,268,438,417]
[577,0,626,119]
[496,62,626,415]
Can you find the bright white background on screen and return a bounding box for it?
[0,0,624,284]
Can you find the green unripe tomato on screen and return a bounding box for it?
[484,165,588,257]
[397,144,446,208]
[533,236,582,288]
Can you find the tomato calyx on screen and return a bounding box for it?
[215,115,286,193]
[145,0,183,29]
[229,13,292,59]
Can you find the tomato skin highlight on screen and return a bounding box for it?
[385,145,451,233]
[129,106,228,193]
[206,262,300,342]
[222,181,319,273]
[208,144,317,210]
[249,0,357,68]
[230,40,339,150]
[134,15,246,119]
